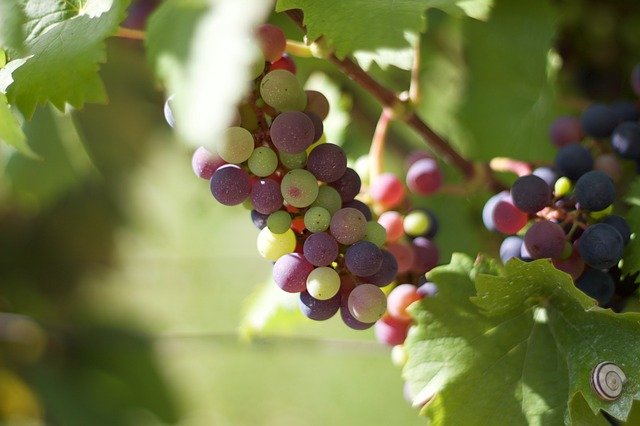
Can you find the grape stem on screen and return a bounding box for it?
[285,9,507,192]
[286,40,313,57]
[369,108,393,183]
[409,36,422,105]
[116,27,145,40]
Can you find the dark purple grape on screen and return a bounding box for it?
[554,144,593,181]
[611,101,639,123]
[500,236,524,263]
[360,249,398,287]
[576,268,615,306]
[578,223,624,269]
[304,112,324,142]
[345,241,383,277]
[329,168,361,202]
[532,166,560,188]
[340,304,374,330]
[251,178,283,214]
[270,111,315,153]
[611,122,640,160]
[600,215,631,245]
[580,103,618,138]
[251,210,269,229]
[306,144,347,183]
[299,291,340,321]
[549,116,583,147]
[406,158,442,195]
[210,165,251,205]
[574,171,615,212]
[273,254,314,293]
[411,237,439,274]
[330,207,367,245]
[524,220,566,259]
[303,232,339,267]
[304,90,330,121]
[342,199,372,221]
[511,175,551,214]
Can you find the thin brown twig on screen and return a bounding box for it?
[116,27,145,41]
[369,108,393,183]
[285,9,507,192]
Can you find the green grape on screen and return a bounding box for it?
[403,210,430,237]
[279,151,307,170]
[554,177,572,197]
[306,133,326,155]
[304,207,331,233]
[267,210,291,234]
[248,147,278,177]
[257,227,296,261]
[391,345,408,367]
[259,70,305,112]
[242,198,254,210]
[310,185,342,215]
[281,169,319,208]
[0,50,6,68]
[218,127,254,164]
[364,221,387,247]
[249,48,266,80]
[306,266,340,300]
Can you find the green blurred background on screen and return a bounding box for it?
[2,0,640,424]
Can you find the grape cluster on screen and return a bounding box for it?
[169,24,445,329]
[483,64,640,309]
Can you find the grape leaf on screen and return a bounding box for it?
[458,0,558,161]
[275,0,493,70]
[0,92,35,156]
[622,178,640,283]
[146,0,271,147]
[0,0,26,52]
[405,255,640,424]
[0,0,129,118]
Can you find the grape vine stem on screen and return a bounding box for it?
[116,27,145,40]
[285,9,507,192]
[369,108,393,183]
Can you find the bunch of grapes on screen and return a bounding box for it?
[483,63,640,309]
[166,24,446,330]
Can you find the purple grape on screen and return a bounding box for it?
[578,223,624,269]
[299,291,340,321]
[600,215,631,245]
[210,165,251,205]
[306,144,347,183]
[611,121,640,160]
[532,166,559,188]
[345,241,383,277]
[251,178,283,214]
[482,191,509,231]
[251,210,269,229]
[631,64,640,96]
[303,232,339,267]
[417,282,438,297]
[500,236,524,263]
[192,147,225,180]
[523,220,566,259]
[360,249,398,287]
[273,253,314,293]
[342,199,372,221]
[329,207,367,245]
[576,268,615,306]
[554,144,593,181]
[580,103,618,138]
[406,158,442,195]
[511,174,551,214]
[329,168,361,202]
[549,116,583,147]
[574,171,615,212]
[340,304,374,330]
[411,237,439,274]
[611,101,639,123]
[304,112,324,142]
[270,111,315,153]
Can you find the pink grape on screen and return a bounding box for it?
[370,173,405,208]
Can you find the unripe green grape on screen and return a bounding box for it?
[218,127,254,164]
[260,70,306,112]
[267,210,291,234]
[391,345,408,367]
[306,133,326,155]
[554,177,572,197]
[306,267,340,300]
[242,198,254,210]
[248,147,278,177]
[279,151,307,170]
[304,207,331,233]
[364,221,387,247]
[310,185,341,215]
[403,211,430,237]
[257,227,296,261]
[281,169,319,208]
[589,204,613,220]
[239,103,258,131]
[249,49,266,80]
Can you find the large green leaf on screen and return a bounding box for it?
[275,0,493,70]
[458,0,558,161]
[0,0,26,52]
[146,0,270,147]
[0,92,34,156]
[622,178,640,282]
[0,0,129,118]
[405,255,640,424]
